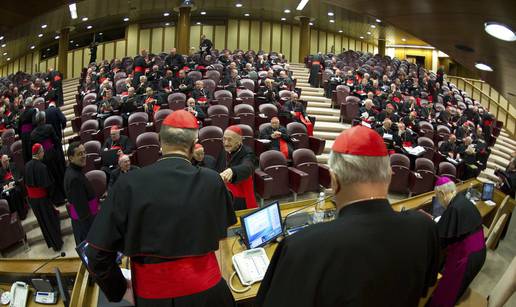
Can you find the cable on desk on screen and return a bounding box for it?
[229,272,252,293]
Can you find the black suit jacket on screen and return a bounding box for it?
[102,135,134,154]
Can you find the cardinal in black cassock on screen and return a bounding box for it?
[259,117,293,159]
[24,144,63,251]
[308,53,323,87]
[17,100,37,163]
[84,110,236,306]
[257,125,440,307]
[217,125,257,210]
[0,155,27,220]
[429,177,486,307]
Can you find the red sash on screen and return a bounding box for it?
[134,66,144,73]
[3,171,13,181]
[295,112,313,136]
[27,186,48,199]
[279,139,289,159]
[427,96,433,102]
[53,75,62,82]
[110,145,122,151]
[99,77,108,84]
[402,141,413,147]
[131,252,221,299]
[226,176,257,209]
[312,61,320,65]
[145,97,160,113]
[198,97,207,103]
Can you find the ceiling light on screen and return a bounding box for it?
[328,12,334,16]
[99,32,103,36]
[475,62,493,71]
[281,17,286,21]
[200,11,206,15]
[370,24,376,28]
[2,53,6,56]
[0,44,5,48]
[70,40,74,43]
[329,19,335,23]
[309,22,314,26]
[30,45,35,50]
[244,13,250,17]
[163,12,170,17]
[69,3,78,19]
[86,25,93,29]
[38,33,43,38]
[123,17,130,22]
[47,48,50,51]
[0,36,4,40]
[235,3,243,7]
[338,30,343,33]
[401,38,406,41]
[196,22,201,25]
[296,0,309,10]
[375,19,381,23]
[6,58,10,61]
[82,17,88,22]
[284,9,291,13]
[165,22,170,26]
[484,22,516,42]
[367,31,371,35]
[41,24,47,29]
[54,35,60,40]
[359,36,364,39]
[75,43,79,47]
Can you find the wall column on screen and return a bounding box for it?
[378,26,386,56]
[298,16,310,64]
[58,28,69,78]
[176,6,191,54]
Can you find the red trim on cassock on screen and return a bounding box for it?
[131,252,221,299]
[3,171,13,181]
[295,112,314,136]
[402,141,413,147]
[27,186,48,199]
[278,138,289,159]
[226,176,258,209]
[53,75,62,82]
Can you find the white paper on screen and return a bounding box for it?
[361,112,369,118]
[361,121,371,128]
[383,133,393,140]
[404,146,426,156]
[485,200,496,207]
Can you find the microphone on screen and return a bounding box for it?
[282,195,334,233]
[32,252,66,274]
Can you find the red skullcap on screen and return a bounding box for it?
[332,125,388,156]
[386,103,394,109]
[226,125,243,136]
[162,110,199,129]
[110,125,120,132]
[194,143,203,150]
[32,143,43,155]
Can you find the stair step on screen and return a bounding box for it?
[314,114,340,122]
[22,206,69,233]
[314,121,349,133]
[26,218,73,246]
[323,140,334,153]
[307,107,340,116]
[301,95,331,103]
[313,131,340,140]
[297,86,324,93]
[491,148,511,160]
[498,135,516,148]
[317,153,329,164]
[307,101,332,108]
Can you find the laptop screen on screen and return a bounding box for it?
[241,201,283,249]
[482,183,495,201]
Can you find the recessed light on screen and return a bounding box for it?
[69,3,78,19]
[41,24,47,29]
[1,44,5,48]
[235,3,243,8]
[375,19,381,23]
[475,62,493,71]
[328,12,334,16]
[244,13,250,17]
[0,36,4,40]
[360,36,364,39]
[196,22,201,25]
[2,53,6,56]
[484,22,516,42]
[30,45,35,50]
[46,48,50,51]
[75,43,79,47]
[309,22,314,26]
[284,9,291,13]
[367,31,371,35]
[99,32,103,36]
[123,17,130,22]
[370,24,376,28]
[281,17,286,21]
[401,38,406,41]
[70,40,74,43]
[38,33,43,38]
[165,22,170,26]
[163,12,170,17]
[200,11,206,15]
[338,30,343,33]
[6,58,10,61]
[54,35,60,40]
[86,25,93,29]
[329,19,335,23]
[82,17,88,21]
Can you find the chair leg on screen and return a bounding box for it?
[23,238,30,253]
[293,192,298,201]
[260,198,264,208]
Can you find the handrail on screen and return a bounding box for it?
[446,75,515,137]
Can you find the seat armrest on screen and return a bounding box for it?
[288,167,309,194]
[231,116,241,125]
[204,118,212,126]
[318,164,332,188]
[254,170,273,199]
[309,137,326,155]
[254,140,270,157]
[235,98,243,104]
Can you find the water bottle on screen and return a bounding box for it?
[312,192,325,224]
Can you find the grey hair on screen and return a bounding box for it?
[434,181,456,194]
[328,152,391,185]
[35,111,46,125]
[159,126,198,149]
[24,97,34,107]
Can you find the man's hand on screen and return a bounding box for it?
[220,168,233,182]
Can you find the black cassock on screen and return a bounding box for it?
[0,165,27,220]
[259,126,293,159]
[85,155,237,306]
[257,199,440,307]
[63,164,98,245]
[308,55,323,87]
[17,107,37,163]
[31,124,66,203]
[24,159,63,251]
[132,55,147,87]
[429,192,486,306]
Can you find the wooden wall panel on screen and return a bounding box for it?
[327,33,334,54]
[318,31,327,53]
[103,42,115,62]
[271,23,281,53]
[67,52,73,79]
[83,48,90,68]
[335,35,342,53]
[13,59,19,73]
[163,26,175,52]
[139,29,151,52]
[126,24,139,57]
[115,40,126,59]
[310,29,318,54]
[250,21,260,51]
[238,20,249,50]
[261,22,271,52]
[151,28,164,54]
[291,26,300,63]
[190,25,201,51]
[202,26,214,49]
[281,24,291,61]
[227,19,238,51]
[214,25,226,50]
[342,37,349,51]
[73,49,83,79]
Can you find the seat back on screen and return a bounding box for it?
[344,96,361,122]
[486,213,508,250]
[258,103,278,121]
[10,140,24,175]
[234,104,255,129]
[259,150,290,197]
[205,70,221,84]
[83,93,97,106]
[240,79,255,91]
[153,109,173,132]
[214,90,233,111]
[485,195,511,239]
[292,148,319,192]
[389,154,411,194]
[128,112,149,144]
[136,132,160,167]
[81,104,98,122]
[287,122,309,149]
[187,71,202,82]
[418,121,434,139]
[168,93,187,111]
[102,115,123,140]
[336,85,350,107]
[202,79,216,94]
[438,162,457,181]
[85,170,107,199]
[80,119,99,143]
[418,137,435,160]
[115,79,126,94]
[1,129,16,150]
[198,126,224,159]
[237,89,255,109]
[207,105,230,130]
[238,124,254,151]
[83,140,101,173]
[0,199,24,251]
[415,158,435,172]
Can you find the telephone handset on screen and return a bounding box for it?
[232,248,269,286]
[9,281,29,307]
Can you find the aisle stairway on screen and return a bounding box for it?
[289,63,350,163]
[61,78,81,147]
[478,130,516,183]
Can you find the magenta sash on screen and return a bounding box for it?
[40,138,54,150]
[67,198,100,220]
[21,124,33,133]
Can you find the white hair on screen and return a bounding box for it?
[328,152,391,185]
[434,181,456,195]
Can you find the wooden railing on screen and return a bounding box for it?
[446,76,516,137]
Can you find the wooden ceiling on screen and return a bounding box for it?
[0,0,514,107]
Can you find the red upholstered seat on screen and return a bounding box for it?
[213,90,234,112]
[205,70,221,85]
[153,109,173,133]
[198,126,223,161]
[286,122,325,155]
[187,71,202,82]
[135,132,160,167]
[168,93,187,111]
[102,115,123,141]
[201,79,216,95]
[240,79,255,91]
[334,85,350,108]
[85,170,107,199]
[206,105,230,130]
[438,161,457,182]
[409,158,436,196]
[83,93,97,106]
[238,124,255,152]
[81,104,98,123]
[236,89,255,110]
[292,148,331,193]
[418,121,434,139]
[10,140,24,176]
[234,104,255,130]
[418,136,436,161]
[0,199,26,252]
[83,140,101,173]
[80,119,100,143]
[341,96,360,123]
[128,112,149,144]
[389,153,411,194]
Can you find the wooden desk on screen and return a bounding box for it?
[0,258,81,276]
[0,284,64,306]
